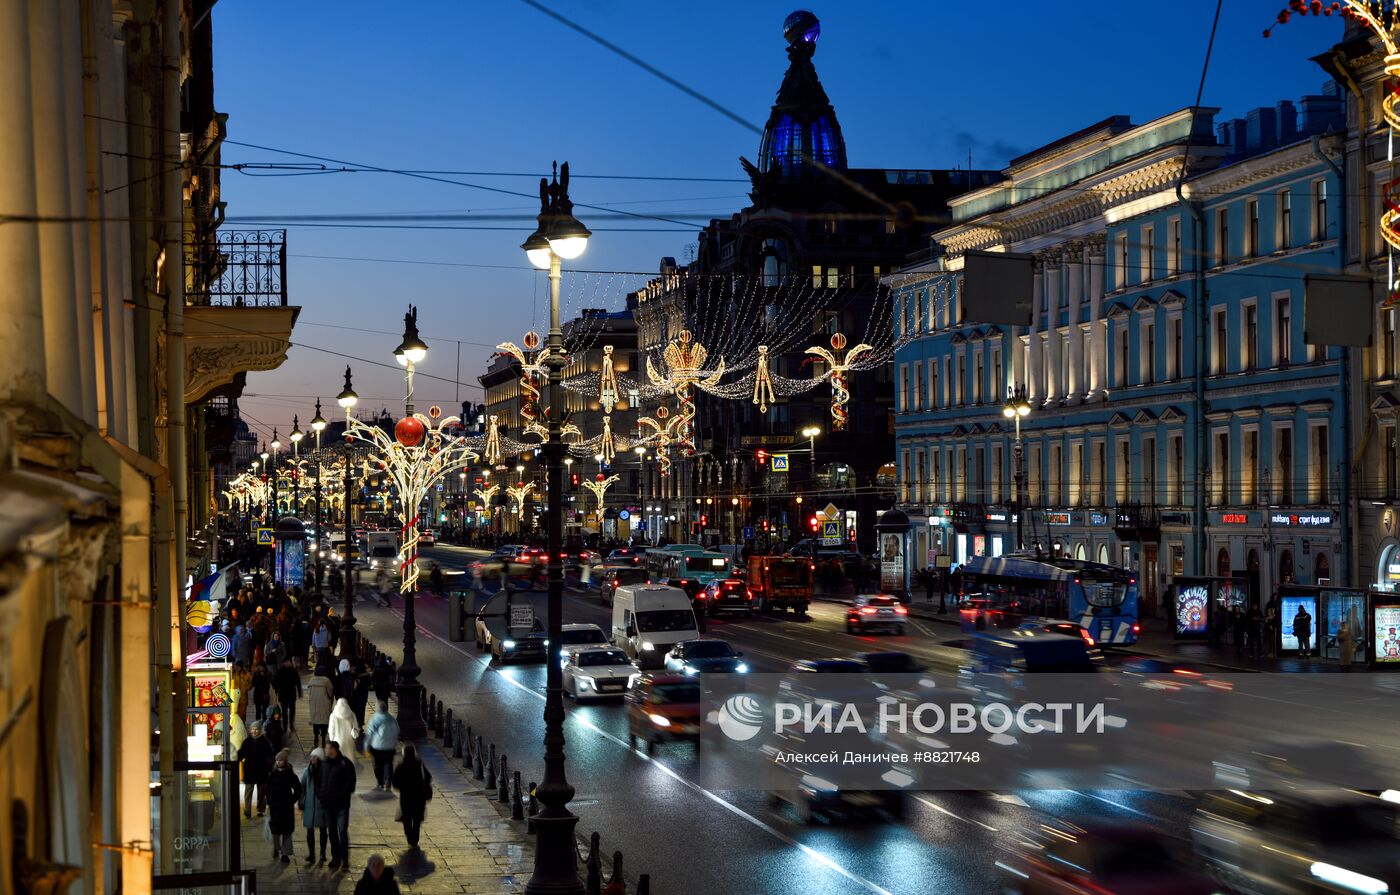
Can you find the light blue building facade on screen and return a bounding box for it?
[891,90,1347,616]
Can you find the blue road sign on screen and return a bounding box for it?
[743,526,755,539]
[256,527,273,546]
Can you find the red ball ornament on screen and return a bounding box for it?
[830,332,847,351]
[395,416,426,447]
[595,473,606,482]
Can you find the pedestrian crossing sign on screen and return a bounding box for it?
[770,453,790,472]
[256,527,273,546]
[822,520,840,539]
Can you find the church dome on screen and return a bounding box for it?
[757,10,847,179]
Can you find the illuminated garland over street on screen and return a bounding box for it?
[805,332,873,431]
[582,474,620,523]
[646,329,725,456]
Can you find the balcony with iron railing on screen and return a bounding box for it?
[185,229,288,307]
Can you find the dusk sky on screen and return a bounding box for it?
[214,0,1341,442]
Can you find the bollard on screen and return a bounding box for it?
[526,781,538,833]
[636,874,650,895]
[604,851,625,895]
[452,720,464,758]
[486,744,497,791]
[497,755,510,803]
[511,771,524,820]
[433,700,444,737]
[420,689,429,721]
[463,727,474,769]
[584,832,602,895]
[473,736,485,780]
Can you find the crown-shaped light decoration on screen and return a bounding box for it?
[646,329,726,455]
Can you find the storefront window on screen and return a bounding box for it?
[1279,549,1294,585]
[1378,544,1400,592]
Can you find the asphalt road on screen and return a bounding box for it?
[346,544,1200,895]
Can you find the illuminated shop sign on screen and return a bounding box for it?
[1270,512,1333,527]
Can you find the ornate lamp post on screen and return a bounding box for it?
[270,429,282,519]
[290,417,304,518]
[520,161,590,895]
[311,401,327,599]
[1003,386,1032,551]
[336,368,360,657]
[257,447,269,523]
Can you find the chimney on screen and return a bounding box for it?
[1299,93,1344,134]
[1246,107,1277,151]
[1229,118,1248,154]
[1276,99,1298,144]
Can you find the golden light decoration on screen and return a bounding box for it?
[473,483,501,508]
[637,404,685,477]
[496,332,548,434]
[506,480,537,520]
[582,474,621,521]
[646,329,725,456]
[752,344,776,413]
[805,332,873,431]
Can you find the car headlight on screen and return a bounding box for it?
[577,676,594,690]
[736,663,749,673]
[627,673,640,689]
[648,713,671,727]
[502,639,517,650]
[683,665,698,676]
[641,641,655,651]
[1309,862,1389,895]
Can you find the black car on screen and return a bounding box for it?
[663,639,748,675]
[492,630,548,664]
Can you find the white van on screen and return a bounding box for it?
[611,584,700,668]
[365,531,399,573]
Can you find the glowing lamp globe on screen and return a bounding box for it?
[395,416,427,447]
[783,10,820,45]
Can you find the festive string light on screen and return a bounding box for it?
[581,474,620,522]
[646,329,725,455]
[806,332,874,431]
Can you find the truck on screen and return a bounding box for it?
[746,555,812,614]
[365,530,399,575]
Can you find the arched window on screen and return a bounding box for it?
[1074,543,1087,560]
[1216,547,1232,577]
[1247,549,1260,573]
[1279,549,1295,585]
[1314,552,1330,584]
[760,237,787,288]
[1097,544,1109,564]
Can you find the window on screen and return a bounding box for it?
[1383,424,1397,497]
[1115,325,1129,387]
[1060,332,1070,395]
[1276,426,1294,504]
[912,362,922,410]
[1116,233,1129,287]
[928,358,938,408]
[957,446,968,500]
[1385,309,1398,379]
[1141,225,1155,281]
[823,215,837,235]
[826,267,839,288]
[1169,316,1183,380]
[811,265,822,289]
[1070,443,1084,506]
[1278,189,1292,249]
[974,446,986,501]
[1213,309,1228,374]
[991,348,1002,400]
[1215,208,1229,266]
[872,265,882,278]
[1244,303,1258,370]
[1143,435,1157,503]
[884,218,896,235]
[1244,429,1259,504]
[1169,217,1182,275]
[1170,434,1184,505]
[912,450,924,503]
[973,349,984,404]
[900,365,909,412]
[942,357,951,407]
[1142,320,1156,384]
[1312,423,1330,504]
[932,450,943,501]
[1029,444,1043,504]
[1312,178,1327,241]
[956,355,966,405]
[1095,441,1107,505]
[901,452,912,502]
[1276,297,1291,367]
[992,444,1004,502]
[1246,199,1259,258]
[1049,444,1063,505]
[1117,439,1131,503]
[1214,431,1231,505]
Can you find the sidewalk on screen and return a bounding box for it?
[236,657,533,893]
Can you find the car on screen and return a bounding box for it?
[1191,789,1400,895]
[845,594,908,634]
[596,564,650,605]
[1015,618,1107,663]
[555,623,610,665]
[662,639,748,675]
[626,674,701,753]
[491,629,548,664]
[418,530,436,546]
[563,647,638,701]
[967,629,1099,674]
[788,658,866,674]
[606,547,645,564]
[999,821,1219,895]
[700,577,754,617]
[852,651,923,673]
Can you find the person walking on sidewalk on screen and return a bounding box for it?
[237,720,274,818]
[265,748,303,863]
[300,748,330,865]
[306,667,335,749]
[390,743,432,850]
[328,698,361,762]
[273,657,302,730]
[262,705,286,754]
[1338,618,1355,671]
[372,657,395,704]
[251,662,271,721]
[320,740,357,871]
[353,854,401,895]
[1293,604,1313,658]
[365,701,400,790]
[1265,605,1280,659]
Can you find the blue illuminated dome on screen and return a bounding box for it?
[758,11,847,179]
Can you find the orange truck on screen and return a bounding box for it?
[745,555,812,614]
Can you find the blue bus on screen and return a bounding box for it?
[956,554,1139,646]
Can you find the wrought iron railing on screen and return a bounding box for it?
[185,229,287,307]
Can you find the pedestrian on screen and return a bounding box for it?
[429,562,444,596]
[319,740,357,871]
[237,720,273,818]
[273,657,302,730]
[264,630,286,672]
[372,657,395,704]
[353,854,401,895]
[1265,606,1280,658]
[300,748,330,865]
[306,667,335,749]
[1338,618,1355,671]
[232,624,255,667]
[365,700,400,790]
[311,618,331,662]
[1293,604,1313,658]
[336,658,356,703]
[251,662,271,721]
[329,698,360,761]
[350,663,372,738]
[265,748,303,863]
[390,743,432,850]
[376,571,392,608]
[293,614,312,670]
[262,705,286,754]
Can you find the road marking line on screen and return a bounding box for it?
[913,795,998,831]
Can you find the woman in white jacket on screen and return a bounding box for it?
[327,698,360,763]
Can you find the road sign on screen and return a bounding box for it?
[256,527,273,546]
[818,503,839,520]
[743,526,755,539]
[635,519,646,530]
[509,604,534,630]
[770,453,790,472]
[619,509,631,521]
[822,521,840,539]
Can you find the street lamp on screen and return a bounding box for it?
[270,429,282,521]
[392,309,429,739]
[336,367,360,656]
[259,445,270,524]
[1003,386,1032,552]
[290,416,304,519]
[520,161,590,895]
[394,306,429,415]
[801,424,821,483]
[311,400,327,599]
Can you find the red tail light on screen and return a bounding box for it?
[859,606,877,615]
[1079,628,1096,646]
[1132,623,1141,634]
[894,605,908,615]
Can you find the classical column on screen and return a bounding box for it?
[1087,238,1106,395]
[1028,262,1043,403]
[61,0,97,424]
[1045,258,1062,402]
[1066,246,1084,400]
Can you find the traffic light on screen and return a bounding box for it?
[809,515,820,532]
[570,472,580,489]
[700,513,708,527]
[756,449,767,466]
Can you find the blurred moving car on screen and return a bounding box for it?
[845,594,908,635]
[966,629,1099,674]
[788,658,866,674]
[626,674,700,753]
[700,577,754,617]
[999,821,1218,895]
[852,651,923,674]
[1014,618,1106,663]
[418,529,436,546]
[606,546,645,564]
[662,639,747,674]
[562,647,638,701]
[1192,789,1399,895]
[556,623,610,665]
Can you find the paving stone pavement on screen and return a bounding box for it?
[236,655,533,893]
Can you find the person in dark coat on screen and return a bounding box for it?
[250,663,272,721]
[273,658,302,729]
[372,658,395,703]
[353,855,401,895]
[292,615,312,670]
[1293,604,1313,658]
[350,663,372,732]
[265,749,303,863]
[300,748,330,865]
[390,743,432,850]
[1246,605,1264,658]
[237,720,274,818]
[319,740,357,871]
[1231,605,1246,654]
[336,658,356,704]
[262,705,286,754]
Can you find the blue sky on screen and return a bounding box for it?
[213,0,1341,440]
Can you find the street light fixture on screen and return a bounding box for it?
[519,161,590,895]
[394,306,429,415]
[335,367,359,655]
[290,416,304,518]
[1003,386,1032,553]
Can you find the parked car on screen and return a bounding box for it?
[563,648,638,701]
[844,594,908,635]
[663,639,747,674]
[626,674,701,753]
